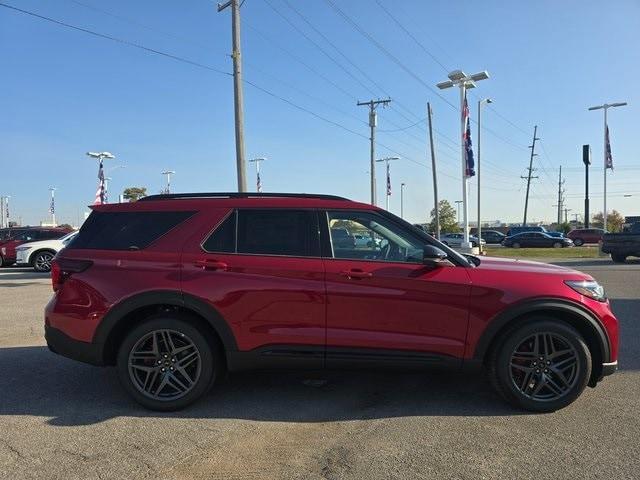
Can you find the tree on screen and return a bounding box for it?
[123,187,147,202]
[557,222,572,235]
[592,210,625,232]
[429,199,460,234]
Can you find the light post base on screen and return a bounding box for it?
[459,244,479,255]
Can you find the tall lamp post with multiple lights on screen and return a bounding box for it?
[249,157,267,192]
[587,102,627,232]
[161,170,175,194]
[477,97,492,251]
[375,156,400,211]
[437,69,490,251]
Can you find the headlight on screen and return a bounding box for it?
[15,246,29,252]
[565,280,606,302]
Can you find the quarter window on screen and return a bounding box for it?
[202,212,236,253]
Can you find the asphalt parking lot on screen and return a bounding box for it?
[1,259,639,480]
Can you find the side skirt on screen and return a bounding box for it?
[227,345,462,372]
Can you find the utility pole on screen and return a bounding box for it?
[556,166,565,224]
[358,98,391,205]
[521,125,539,226]
[400,183,406,219]
[427,102,440,239]
[564,208,572,224]
[218,0,247,192]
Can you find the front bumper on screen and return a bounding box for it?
[45,325,105,366]
[16,249,30,265]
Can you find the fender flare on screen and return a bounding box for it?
[472,298,611,363]
[92,290,238,361]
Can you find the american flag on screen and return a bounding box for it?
[386,162,391,196]
[256,170,262,193]
[463,92,475,177]
[94,160,106,205]
[49,195,55,215]
[605,124,613,170]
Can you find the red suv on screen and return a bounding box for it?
[0,226,72,267]
[45,193,618,412]
[567,228,605,246]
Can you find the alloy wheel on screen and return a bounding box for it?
[34,252,54,272]
[509,332,580,402]
[128,329,202,401]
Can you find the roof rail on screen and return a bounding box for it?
[138,192,350,202]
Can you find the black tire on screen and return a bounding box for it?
[573,238,584,246]
[0,255,4,268]
[32,250,55,272]
[611,254,627,263]
[116,313,221,411]
[512,242,521,249]
[552,242,562,249]
[488,319,591,412]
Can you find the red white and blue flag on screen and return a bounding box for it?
[386,162,392,196]
[605,124,613,170]
[94,160,106,205]
[49,195,55,215]
[256,171,262,193]
[463,93,475,177]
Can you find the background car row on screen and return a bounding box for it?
[0,226,74,270]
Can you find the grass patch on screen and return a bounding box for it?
[484,245,601,259]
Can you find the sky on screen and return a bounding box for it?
[1,0,639,226]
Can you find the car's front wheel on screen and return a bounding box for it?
[488,319,591,412]
[553,242,563,248]
[611,254,627,263]
[573,238,584,246]
[32,251,55,272]
[117,314,221,411]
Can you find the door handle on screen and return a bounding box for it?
[340,269,373,279]
[195,259,228,271]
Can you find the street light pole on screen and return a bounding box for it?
[588,102,627,232]
[248,157,267,192]
[161,170,175,194]
[477,98,492,252]
[49,187,56,226]
[375,156,400,211]
[455,200,463,225]
[437,69,490,251]
[400,183,406,219]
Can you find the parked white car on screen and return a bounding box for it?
[440,233,486,248]
[15,231,77,272]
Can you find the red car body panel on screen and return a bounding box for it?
[45,196,619,382]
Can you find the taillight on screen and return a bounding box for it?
[51,258,93,292]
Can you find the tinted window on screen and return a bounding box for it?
[71,211,194,250]
[202,212,236,253]
[236,209,319,257]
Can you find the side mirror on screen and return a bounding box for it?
[422,245,448,266]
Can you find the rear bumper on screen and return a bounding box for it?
[45,325,105,366]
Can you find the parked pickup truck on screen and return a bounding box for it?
[602,222,640,263]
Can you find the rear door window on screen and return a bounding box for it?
[236,209,319,257]
[70,211,194,250]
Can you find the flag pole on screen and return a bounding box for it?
[603,107,607,233]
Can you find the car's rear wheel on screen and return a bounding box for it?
[512,242,521,248]
[611,254,627,263]
[32,251,55,272]
[0,255,4,268]
[116,314,220,411]
[553,242,562,248]
[488,319,591,412]
[573,238,584,246]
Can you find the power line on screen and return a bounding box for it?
[0,2,232,77]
